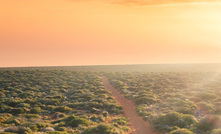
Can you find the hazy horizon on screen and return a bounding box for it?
[1,62,221,68]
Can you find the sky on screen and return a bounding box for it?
[0,0,221,67]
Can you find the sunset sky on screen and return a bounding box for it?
[0,0,221,67]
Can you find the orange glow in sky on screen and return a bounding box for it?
[0,0,221,67]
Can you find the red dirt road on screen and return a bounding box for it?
[102,76,158,134]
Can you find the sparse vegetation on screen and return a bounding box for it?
[0,70,129,133]
[106,72,221,133]
[1,67,221,133]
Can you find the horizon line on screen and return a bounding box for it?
[1,62,221,69]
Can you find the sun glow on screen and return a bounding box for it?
[0,0,221,67]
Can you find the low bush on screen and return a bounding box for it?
[103,111,109,117]
[195,116,219,132]
[0,113,12,123]
[54,115,90,127]
[53,106,72,113]
[36,123,47,131]
[121,126,130,132]
[30,107,41,114]
[4,126,32,134]
[11,108,26,115]
[169,128,194,134]
[152,112,197,132]
[114,117,128,125]
[16,103,31,108]
[29,124,38,132]
[19,114,40,119]
[55,126,68,131]
[5,118,21,125]
[135,97,156,105]
[46,131,69,134]
[82,124,123,134]
[68,117,90,127]
[197,92,218,100]
[53,112,65,119]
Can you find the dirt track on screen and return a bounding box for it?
[102,76,158,134]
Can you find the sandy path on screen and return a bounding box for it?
[102,76,158,134]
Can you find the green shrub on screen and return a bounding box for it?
[174,100,197,114]
[169,128,194,134]
[57,122,66,127]
[5,118,21,125]
[152,112,197,132]
[114,117,128,125]
[55,127,68,131]
[182,114,198,127]
[82,124,123,134]
[4,126,32,134]
[90,115,101,122]
[0,113,12,123]
[30,107,41,114]
[88,102,101,109]
[195,116,219,132]
[121,126,130,132]
[6,100,20,107]
[135,97,156,105]
[64,115,77,123]
[16,103,30,108]
[66,103,78,108]
[19,114,40,119]
[36,123,47,131]
[0,92,6,98]
[21,122,34,127]
[53,112,65,118]
[11,108,25,115]
[18,92,33,99]
[197,92,217,100]
[46,131,68,134]
[45,105,56,111]
[68,117,90,127]
[0,105,13,113]
[176,107,195,115]
[53,106,72,113]
[29,125,38,132]
[55,115,90,127]
[103,111,109,117]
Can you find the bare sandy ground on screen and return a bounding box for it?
[102,76,158,134]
